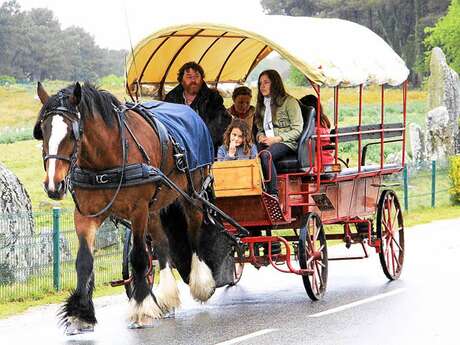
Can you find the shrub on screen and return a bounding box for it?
[0,75,16,86]
[449,155,460,204]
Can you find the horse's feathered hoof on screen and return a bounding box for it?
[161,308,175,319]
[128,321,156,329]
[63,318,95,336]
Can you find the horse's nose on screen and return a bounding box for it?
[44,180,66,200]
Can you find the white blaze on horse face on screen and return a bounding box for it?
[189,253,216,302]
[156,263,180,311]
[47,115,68,191]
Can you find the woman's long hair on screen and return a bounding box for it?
[222,119,252,155]
[255,70,288,119]
[299,94,331,129]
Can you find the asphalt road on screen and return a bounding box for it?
[1,217,459,345]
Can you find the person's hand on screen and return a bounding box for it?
[257,134,267,144]
[228,139,237,157]
[259,136,282,146]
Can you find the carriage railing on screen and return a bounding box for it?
[306,81,408,189]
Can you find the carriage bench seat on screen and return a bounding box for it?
[276,105,316,174]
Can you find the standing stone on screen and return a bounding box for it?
[0,163,34,283]
[426,106,453,160]
[409,123,426,165]
[427,47,460,153]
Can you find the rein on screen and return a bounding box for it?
[69,104,128,218]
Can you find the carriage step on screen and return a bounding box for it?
[262,193,286,223]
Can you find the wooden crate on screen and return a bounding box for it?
[211,158,263,197]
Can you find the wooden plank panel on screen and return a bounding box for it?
[212,159,263,197]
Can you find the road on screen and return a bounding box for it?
[1,217,459,345]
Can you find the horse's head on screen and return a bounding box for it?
[34,82,82,200]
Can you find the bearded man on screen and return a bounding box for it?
[164,61,231,153]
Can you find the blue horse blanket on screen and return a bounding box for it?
[140,101,214,171]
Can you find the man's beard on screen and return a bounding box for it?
[183,82,200,95]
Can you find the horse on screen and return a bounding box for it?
[33,82,235,333]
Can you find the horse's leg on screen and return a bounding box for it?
[148,214,180,313]
[59,211,102,335]
[127,208,162,327]
[181,200,216,302]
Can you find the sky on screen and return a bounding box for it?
[12,0,267,50]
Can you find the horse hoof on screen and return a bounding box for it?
[161,308,175,319]
[64,323,94,336]
[128,321,155,329]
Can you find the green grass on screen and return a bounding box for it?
[0,285,125,319]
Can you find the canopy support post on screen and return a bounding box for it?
[316,86,322,192]
[380,85,385,169]
[402,80,408,167]
[358,85,363,171]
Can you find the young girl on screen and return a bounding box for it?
[217,119,258,161]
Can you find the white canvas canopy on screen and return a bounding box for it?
[125,15,409,96]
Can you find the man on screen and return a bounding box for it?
[164,61,231,152]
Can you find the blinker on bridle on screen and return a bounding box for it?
[41,91,82,170]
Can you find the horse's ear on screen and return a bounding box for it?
[69,82,82,106]
[37,82,49,105]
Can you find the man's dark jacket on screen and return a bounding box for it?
[164,83,231,153]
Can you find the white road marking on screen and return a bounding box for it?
[215,329,278,345]
[309,288,406,318]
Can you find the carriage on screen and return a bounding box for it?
[118,16,409,301]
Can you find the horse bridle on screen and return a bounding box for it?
[40,91,82,171]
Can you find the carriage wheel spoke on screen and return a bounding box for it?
[314,261,324,289]
[390,241,398,275]
[392,236,403,252]
[391,208,400,232]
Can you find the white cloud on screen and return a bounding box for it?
[13,0,265,50]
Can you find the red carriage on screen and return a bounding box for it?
[122,16,409,300]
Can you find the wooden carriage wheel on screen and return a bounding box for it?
[122,227,155,299]
[376,190,405,280]
[298,212,328,301]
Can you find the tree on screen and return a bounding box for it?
[0,1,126,81]
[424,0,460,73]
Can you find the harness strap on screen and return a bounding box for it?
[71,163,162,189]
[70,104,128,218]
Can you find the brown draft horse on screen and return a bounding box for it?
[33,82,231,334]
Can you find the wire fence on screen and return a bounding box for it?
[385,160,451,211]
[0,209,126,303]
[0,160,454,303]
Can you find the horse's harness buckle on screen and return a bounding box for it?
[95,174,109,184]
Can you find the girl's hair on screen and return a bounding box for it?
[232,86,252,100]
[255,69,288,120]
[223,118,252,155]
[299,94,331,129]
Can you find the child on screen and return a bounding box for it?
[300,94,334,165]
[217,119,258,161]
[227,86,256,140]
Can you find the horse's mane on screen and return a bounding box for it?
[40,83,121,127]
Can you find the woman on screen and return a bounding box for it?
[227,86,256,137]
[255,70,303,198]
[300,94,334,166]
